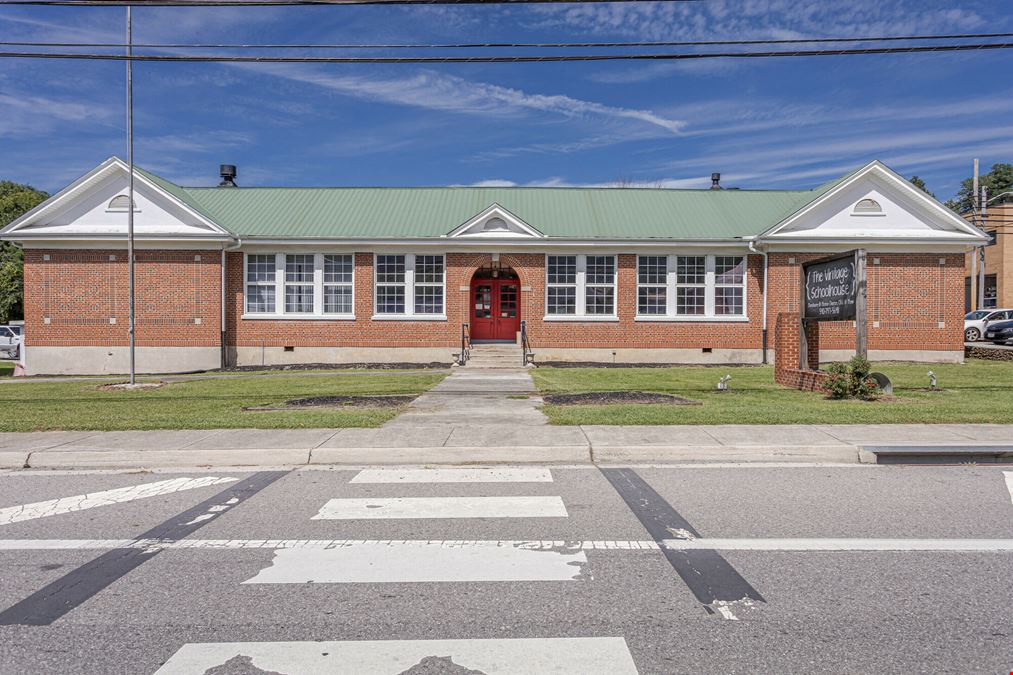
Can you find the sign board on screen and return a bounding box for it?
[803,253,858,321]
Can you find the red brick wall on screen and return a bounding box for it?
[767,252,965,353]
[26,249,966,354]
[774,312,828,391]
[24,249,221,347]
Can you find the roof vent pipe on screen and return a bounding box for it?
[219,164,238,187]
[710,172,722,190]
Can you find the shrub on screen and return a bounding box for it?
[824,355,880,400]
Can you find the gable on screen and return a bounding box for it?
[2,158,231,242]
[761,162,987,243]
[446,204,544,239]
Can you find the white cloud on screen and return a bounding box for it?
[242,64,686,135]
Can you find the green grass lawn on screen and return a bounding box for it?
[0,361,13,377]
[0,371,445,431]
[533,359,1013,425]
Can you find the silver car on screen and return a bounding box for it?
[0,325,22,359]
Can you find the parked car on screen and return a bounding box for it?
[984,318,1013,345]
[0,325,22,359]
[964,308,1013,341]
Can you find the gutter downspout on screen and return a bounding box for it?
[748,240,769,364]
[221,237,242,369]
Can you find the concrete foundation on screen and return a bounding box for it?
[23,344,964,374]
[533,348,767,365]
[818,349,964,364]
[26,346,220,375]
[231,345,457,367]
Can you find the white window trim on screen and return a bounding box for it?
[105,195,140,213]
[371,253,447,321]
[543,254,618,321]
[242,252,356,320]
[635,254,749,322]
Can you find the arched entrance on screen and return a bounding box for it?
[470,265,521,342]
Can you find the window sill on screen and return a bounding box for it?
[635,315,749,323]
[542,315,619,323]
[371,314,448,321]
[241,314,355,321]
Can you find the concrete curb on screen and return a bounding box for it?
[26,448,312,469]
[0,451,29,469]
[15,444,871,469]
[309,446,590,465]
[860,445,1013,465]
[593,445,862,464]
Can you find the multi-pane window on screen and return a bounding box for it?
[675,256,706,316]
[375,255,406,315]
[585,256,615,315]
[714,256,745,316]
[414,255,445,315]
[636,254,747,319]
[285,254,314,313]
[374,254,446,317]
[545,254,617,318]
[546,255,577,315]
[244,253,355,317]
[637,256,667,315]
[245,254,276,314]
[323,254,354,314]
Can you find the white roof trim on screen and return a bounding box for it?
[0,157,233,239]
[755,161,989,244]
[445,203,545,238]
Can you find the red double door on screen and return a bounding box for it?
[471,278,520,341]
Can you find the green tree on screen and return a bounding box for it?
[908,175,935,199]
[944,163,1013,213]
[0,181,49,323]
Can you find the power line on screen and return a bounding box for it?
[5,32,1013,50]
[2,0,697,5]
[1,42,1012,62]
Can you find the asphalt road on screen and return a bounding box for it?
[0,464,1011,674]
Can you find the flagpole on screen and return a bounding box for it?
[126,5,136,384]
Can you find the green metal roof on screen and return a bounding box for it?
[132,160,862,241]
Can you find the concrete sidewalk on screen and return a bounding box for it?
[1,423,1011,469]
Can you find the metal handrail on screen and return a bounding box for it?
[520,319,530,366]
[460,322,470,365]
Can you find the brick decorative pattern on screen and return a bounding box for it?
[767,252,964,352]
[24,249,966,360]
[23,249,221,346]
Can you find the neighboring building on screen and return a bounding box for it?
[0,158,988,375]
[964,201,1013,311]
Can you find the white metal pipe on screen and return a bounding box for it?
[220,237,241,368]
[748,241,769,364]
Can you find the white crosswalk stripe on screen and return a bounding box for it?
[313,495,568,519]
[351,467,553,483]
[0,477,237,525]
[155,637,639,674]
[244,542,587,584]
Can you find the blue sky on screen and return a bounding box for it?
[1,1,1011,199]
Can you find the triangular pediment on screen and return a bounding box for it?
[447,203,544,238]
[759,162,987,243]
[1,157,231,241]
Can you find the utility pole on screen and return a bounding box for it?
[980,185,988,308]
[126,6,136,384]
[971,159,980,311]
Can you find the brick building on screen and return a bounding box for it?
[965,201,1013,311]
[1,158,988,375]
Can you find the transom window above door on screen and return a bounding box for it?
[243,252,355,319]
